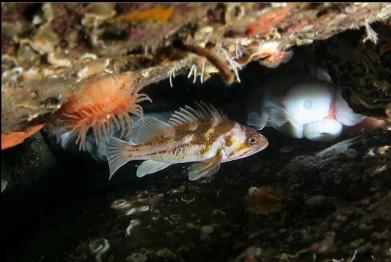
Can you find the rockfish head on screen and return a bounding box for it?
[224,124,268,161]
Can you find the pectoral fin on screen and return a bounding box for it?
[303,119,342,141]
[188,149,223,181]
[247,111,268,130]
[265,105,288,128]
[136,160,171,177]
[276,107,304,138]
[334,90,365,126]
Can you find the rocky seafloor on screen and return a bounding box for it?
[2,121,390,262]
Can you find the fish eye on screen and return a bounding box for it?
[248,136,257,145]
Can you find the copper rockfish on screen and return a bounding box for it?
[108,102,268,181]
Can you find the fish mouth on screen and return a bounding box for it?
[244,148,259,157]
[238,143,268,159]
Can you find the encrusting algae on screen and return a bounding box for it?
[1,124,45,150]
[117,6,175,23]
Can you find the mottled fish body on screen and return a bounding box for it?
[108,102,268,181]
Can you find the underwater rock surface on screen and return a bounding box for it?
[2,3,391,262]
[2,3,391,134]
[2,128,390,262]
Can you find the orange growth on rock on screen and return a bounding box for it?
[54,74,151,150]
[259,50,293,68]
[380,43,391,55]
[118,6,174,23]
[245,5,293,37]
[1,124,45,150]
[246,186,282,215]
[243,41,293,68]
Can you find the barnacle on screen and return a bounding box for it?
[239,41,294,68]
[175,41,237,85]
[52,73,151,150]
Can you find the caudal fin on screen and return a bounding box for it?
[107,137,132,180]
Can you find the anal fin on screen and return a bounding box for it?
[188,149,223,181]
[136,160,171,177]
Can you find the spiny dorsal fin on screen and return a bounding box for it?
[128,116,171,145]
[168,101,227,126]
